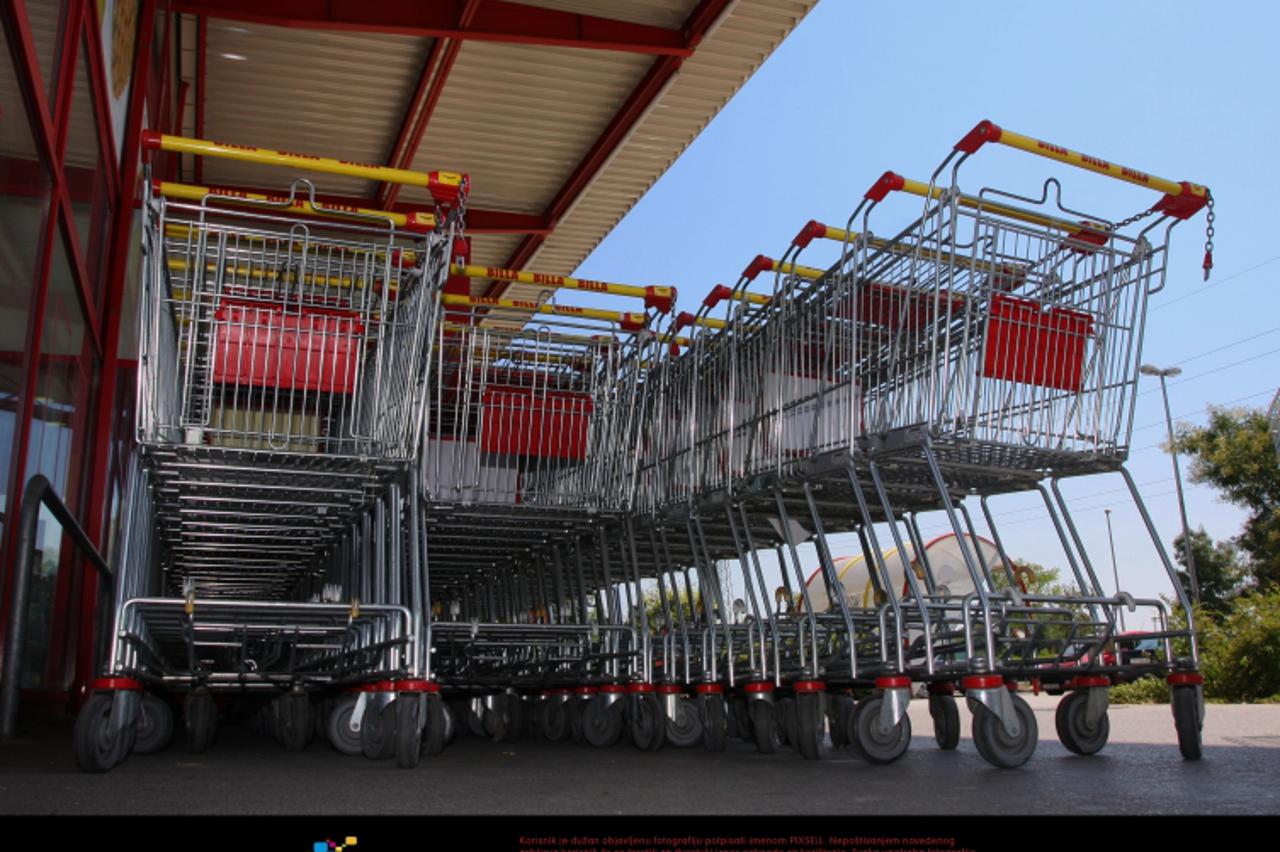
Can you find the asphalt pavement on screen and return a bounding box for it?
[2,693,1278,815]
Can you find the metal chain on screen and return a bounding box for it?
[1203,191,1215,281]
[1113,206,1157,232]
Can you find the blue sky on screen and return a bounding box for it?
[569,0,1277,612]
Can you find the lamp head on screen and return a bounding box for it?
[1139,364,1160,376]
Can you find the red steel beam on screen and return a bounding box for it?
[376,0,480,210]
[172,0,692,57]
[491,0,732,295]
[76,0,160,709]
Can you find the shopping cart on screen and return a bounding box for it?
[73,133,466,771]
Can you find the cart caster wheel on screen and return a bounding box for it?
[422,694,447,757]
[361,699,396,760]
[929,694,961,751]
[583,696,624,748]
[1172,685,1203,761]
[441,699,457,745]
[540,698,570,742]
[133,693,174,755]
[666,696,703,748]
[777,697,797,748]
[629,693,666,751]
[487,694,524,743]
[326,695,363,756]
[750,701,782,755]
[468,700,488,738]
[279,692,313,754]
[851,695,911,765]
[75,693,136,773]
[699,694,727,752]
[569,697,586,744]
[185,689,217,754]
[972,693,1037,769]
[828,694,854,749]
[1055,691,1109,756]
[795,692,823,760]
[394,694,422,769]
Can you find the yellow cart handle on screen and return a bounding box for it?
[864,172,1112,242]
[954,120,1208,220]
[448,263,675,313]
[442,293,646,331]
[155,180,437,233]
[143,131,468,207]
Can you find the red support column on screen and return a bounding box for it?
[73,0,160,707]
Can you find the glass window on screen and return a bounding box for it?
[66,37,112,316]
[21,227,95,688]
[1,15,54,547]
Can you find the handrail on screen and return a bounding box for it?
[1,475,114,740]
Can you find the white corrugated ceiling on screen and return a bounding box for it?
[175,0,818,302]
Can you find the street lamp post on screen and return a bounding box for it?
[1139,363,1200,604]
[1104,508,1125,631]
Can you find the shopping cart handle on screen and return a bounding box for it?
[645,286,676,314]
[865,171,906,203]
[142,131,469,207]
[742,255,775,282]
[702,285,734,310]
[792,220,827,249]
[953,120,1209,220]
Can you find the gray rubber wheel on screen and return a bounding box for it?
[972,693,1038,769]
[750,700,781,755]
[326,695,363,756]
[778,697,798,748]
[394,694,422,769]
[1171,685,1203,761]
[540,699,570,742]
[699,694,727,752]
[851,695,911,765]
[74,693,136,773]
[666,696,703,748]
[583,697,624,747]
[629,693,666,751]
[929,693,961,751]
[828,694,854,748]
[569,697,587,744]
[185,689,217,754]
[361,699,396,760]
[133,693,174,755]
[422,694,447,757]
[795,692,822,760]
[1055,691,1109,756]
[278,692,313,753]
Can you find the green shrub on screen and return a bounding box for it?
[1109,676,1169,704]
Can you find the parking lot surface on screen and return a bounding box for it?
[2,693,1278,815]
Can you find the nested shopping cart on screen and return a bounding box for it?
[678,119,1215,767]
[412,271,693,751]
[73,133,466,771]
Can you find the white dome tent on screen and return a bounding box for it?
[803,533,1012,612]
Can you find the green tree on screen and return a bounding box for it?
[1172,527,1251,613]
[642,587,698,629]
[1174,406,1280,588]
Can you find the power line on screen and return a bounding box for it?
[1131,387,1276,434]
[1136,346,1280,398]
[1150,255,1280,313]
